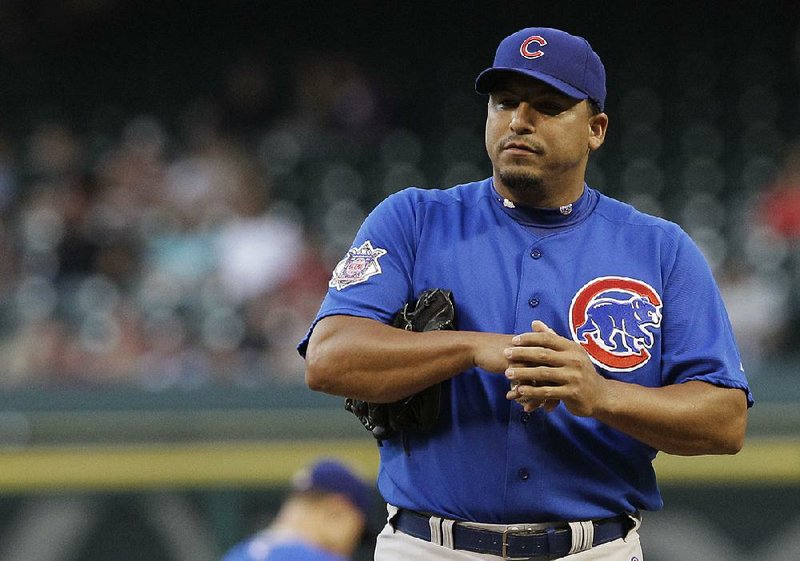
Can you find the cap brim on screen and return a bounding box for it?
[475,67,589,102]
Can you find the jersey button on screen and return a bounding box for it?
[528,297,539,307]
[518,468,530,481]
[530,249,542,259]
[519,412,530,424]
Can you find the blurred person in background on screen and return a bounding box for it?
[716,256,791,368]
[756,141,800,243]
[752,140,800,354]
[220,459,373,561]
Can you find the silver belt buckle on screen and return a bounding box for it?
[501,526,542,560]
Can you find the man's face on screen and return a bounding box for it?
[485,73,604,198]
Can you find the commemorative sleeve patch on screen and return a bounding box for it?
[329,240,388,290]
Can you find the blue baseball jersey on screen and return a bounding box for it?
[221,531,350,561]
[298,178,753,524]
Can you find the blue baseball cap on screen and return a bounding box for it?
[292,459,372,519]
[475,27,607,111]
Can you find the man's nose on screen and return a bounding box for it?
[510,102,537,134]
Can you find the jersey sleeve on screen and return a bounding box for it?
[219,542,251,561]
[660,231,754,406]
[297,189,418,357]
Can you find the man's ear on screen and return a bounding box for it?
[588,112,608,152]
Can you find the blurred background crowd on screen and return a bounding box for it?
[1,1,799,392]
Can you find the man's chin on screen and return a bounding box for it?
[498,171,543,193]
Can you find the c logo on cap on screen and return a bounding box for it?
[520,36,547,59]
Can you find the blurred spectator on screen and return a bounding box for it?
[212,150,303,305]
[25,121,85,183]
[220,459,373,561]
[258,239,332,384]
[292,52,384,142]
[755,141,800,242]
[717,257,791,368]
[219,52,277,143]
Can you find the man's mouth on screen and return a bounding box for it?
[503,141,541,154]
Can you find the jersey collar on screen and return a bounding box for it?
[490,180,597,229]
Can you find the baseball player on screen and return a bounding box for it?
[220,459,371,561]
[299,27,752,560]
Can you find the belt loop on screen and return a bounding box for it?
[386,504,400,533]
[429,515,443,546]
[624,511,642,541]
[567,521,594,554]
[545,527,559,559]
[441,519,456,549]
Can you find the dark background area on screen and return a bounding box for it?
[2,1,799,135]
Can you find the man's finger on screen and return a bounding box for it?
[512,331,572,351]
[531,320,557,334]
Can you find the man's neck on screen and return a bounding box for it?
[493,174,586,208]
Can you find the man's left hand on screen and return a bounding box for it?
[504,320,609,416]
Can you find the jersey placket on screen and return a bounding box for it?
[503,240,553,517]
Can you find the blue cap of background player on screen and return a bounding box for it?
[475,27,607,111]
[291,459,372,519]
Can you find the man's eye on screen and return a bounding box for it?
[537,103,564,115]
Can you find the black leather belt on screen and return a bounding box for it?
[392,508,635,560]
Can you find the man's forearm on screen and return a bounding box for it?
[304,315,512,402]
[595,380,748,456]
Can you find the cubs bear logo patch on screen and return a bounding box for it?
[329,240,387,291]
[569,276,662,372]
